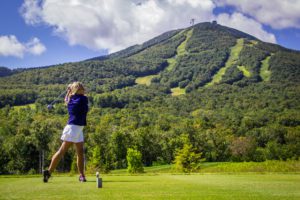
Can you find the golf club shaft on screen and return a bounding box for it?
[49,90,67,105]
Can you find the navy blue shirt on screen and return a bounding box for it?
[67,94,88,126]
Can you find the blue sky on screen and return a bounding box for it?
[0,0,300,69]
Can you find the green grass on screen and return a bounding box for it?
[206,38,244,87]
[1,161,299,199]
[171,87,186,96]
[260,55,272,81]
[0,174,299,200]
[135,75,159,86]
[237,66,251,77]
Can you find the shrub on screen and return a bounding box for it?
[127,148,144,173]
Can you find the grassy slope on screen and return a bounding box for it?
[169,29,193,95]
[171,87,186,96]
[135,29,193,90]
[176,29,193,56]
[135,75,159,86]
[206,38,244,87]
[166,57,177,71]
[237,66,251,77]
[0,174,299,200]
[166,29,193,72]
[260,55,272,81]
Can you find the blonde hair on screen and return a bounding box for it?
[70,82,85,95]
[65,82,85,104]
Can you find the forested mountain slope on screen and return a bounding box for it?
[0,22,299,174]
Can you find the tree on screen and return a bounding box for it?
[230,137,256,161]
[173,143,202,173]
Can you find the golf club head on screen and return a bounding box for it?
[47,104,54,110]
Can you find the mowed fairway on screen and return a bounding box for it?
[0,174,299,200]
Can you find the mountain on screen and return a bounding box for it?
[0,22,299,107]
[0,67,13,77]
[0,22,299,173]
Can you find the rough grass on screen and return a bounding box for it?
[13,104,36,110]
[199,160,300,173]
[260,55,272,81]
[171,87,186,96]
[206,38,244,87]
[110,160,300,174]
[237,66,251,78]
[0,174,299,200]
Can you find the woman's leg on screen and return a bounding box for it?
[74,142,85,177]
[48,141,73,173]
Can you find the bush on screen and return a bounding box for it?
[127,148,144,173]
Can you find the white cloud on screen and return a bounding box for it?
[19,0,44,25]
[0,35,25,58]
[20,0,215,52]
[0,35,46,58]
[20,0,280,52]
[26,37,47,55]
[216,12,277,43]
[215,0,300,29]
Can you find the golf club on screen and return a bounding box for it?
[47,90,67,110]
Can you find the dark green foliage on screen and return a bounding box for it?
[221,65,244,84]
[160,50,229,89]
[0,89,37,107]
[237,44,269,80]
[269,51,300,83]
[187,23,236,53]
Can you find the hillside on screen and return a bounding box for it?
[0,22,299,106]
[0,22,299,174]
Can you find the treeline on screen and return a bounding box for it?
[0,89,37,107]
[0,83,299,174]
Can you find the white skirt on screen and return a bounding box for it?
[61,124,84,143]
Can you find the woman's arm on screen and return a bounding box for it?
[64,85,72,104]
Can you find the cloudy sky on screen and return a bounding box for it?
[1,0,300,68]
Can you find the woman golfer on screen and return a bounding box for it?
[43,82,89,182]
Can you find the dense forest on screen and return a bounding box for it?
[0,22,299,174]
